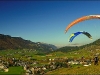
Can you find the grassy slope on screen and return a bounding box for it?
[0,45,100,74]
[0,66,24,75]
[45,47,100,74]
[45,64,100,74]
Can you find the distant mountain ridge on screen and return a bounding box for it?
[54,38,100,53]
[0,34,57,53]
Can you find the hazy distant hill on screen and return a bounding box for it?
[54,38,100,53]
[0,34,57,53]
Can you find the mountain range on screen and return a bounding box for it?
[0,34,57,53]
[0,34,100,54]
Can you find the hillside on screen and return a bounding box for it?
[0,34,57,53]
[54,38,100,53]
[45,39,100,74]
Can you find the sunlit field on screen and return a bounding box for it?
[0,48,100,74]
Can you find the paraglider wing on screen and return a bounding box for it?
[82,31,92,40]
[69,31,92,42]
[65,15,100,33]
[69,31,83,42]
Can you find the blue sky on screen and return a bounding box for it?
[0,1,100,47]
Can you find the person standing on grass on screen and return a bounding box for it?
[94,56,99,65]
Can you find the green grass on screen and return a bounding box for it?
[0,66,25,75]
[44,48,100,74]
[45,64,100,74]
[0,48,100,74]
